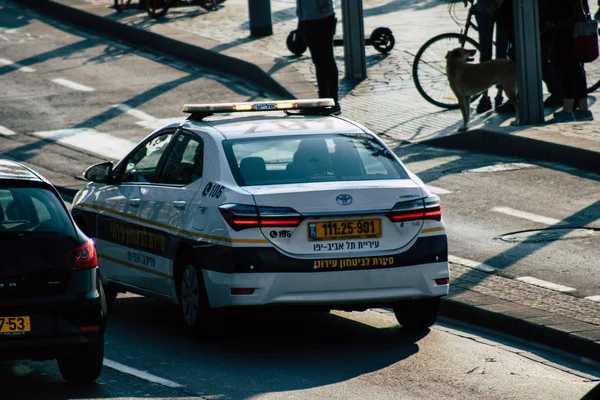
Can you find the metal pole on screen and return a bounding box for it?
[342,0,366,80]
[513,0,544,124]
[248,0,272,37]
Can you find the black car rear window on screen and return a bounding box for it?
[0,187,76,236]
[223,133,409,186]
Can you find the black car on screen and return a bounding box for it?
[0,159,106,383]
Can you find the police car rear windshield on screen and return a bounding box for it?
[223,133,409,186]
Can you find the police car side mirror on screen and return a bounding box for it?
[84,162,113,184]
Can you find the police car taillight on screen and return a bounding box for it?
[387,195,442,223]
[219,204,303,231]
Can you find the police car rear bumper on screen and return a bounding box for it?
[202,261,449,308]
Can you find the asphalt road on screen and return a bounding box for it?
[1,3,600,399]
[1,294,599,400]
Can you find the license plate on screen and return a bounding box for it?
[0,316,31,334]
[308,218,381,241]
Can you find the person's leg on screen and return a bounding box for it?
[574,62,594,120]
[301,16,339,109]
[550,29,576,122]
[475,12,494,112]
[540,32,562,106]
[494,20,509,107]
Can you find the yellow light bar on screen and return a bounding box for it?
[182,98,335,114]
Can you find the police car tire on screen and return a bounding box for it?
[103,285,118,310]
[392,297,440,331]
[179,263,213,335]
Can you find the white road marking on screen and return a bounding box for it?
[465,162,535,173]
[0,58,35,72]
[136,117,183,130]
[516,277,576,293]
[448,255,496,272]
[51,78,95,92]
[103,359,184,388]
[585,296,600,302]
[0,125,16,136]
[112,104,182,130]
[113,104,158,123]
[492,207,562,226]
[427,185,452,195]
[32,128,136,159]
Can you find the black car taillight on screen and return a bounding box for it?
[67,240,98,269]
[219,204,303,231]
[387,195,442,223]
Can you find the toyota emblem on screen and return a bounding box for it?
[335,194,353,206]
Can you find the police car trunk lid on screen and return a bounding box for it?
[245,180,427,256]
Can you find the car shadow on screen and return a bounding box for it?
[101,295,425,398]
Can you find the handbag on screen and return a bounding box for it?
[573,0,599,63]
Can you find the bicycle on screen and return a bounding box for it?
[412,0,600,109]
[145,0,225,19]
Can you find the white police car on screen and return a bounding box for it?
[71,99,449,333]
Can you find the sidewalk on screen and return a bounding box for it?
[13,0,600,362]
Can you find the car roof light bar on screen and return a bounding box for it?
[183,99,335,121]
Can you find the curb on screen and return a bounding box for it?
[440,297,600,363]
[12,0,294,99]
[424,128,600,175]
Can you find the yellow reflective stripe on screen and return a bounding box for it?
[421,227,446,234]
[99,254,173,280]
[77,202,268,244]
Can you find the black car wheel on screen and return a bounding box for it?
[57,341,104,383]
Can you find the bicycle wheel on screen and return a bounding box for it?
[146,0,171,18]
[586,56,600,93]
[114,0,132,12]
[413,33,481,109]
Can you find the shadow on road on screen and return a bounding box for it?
[105,295,424,398]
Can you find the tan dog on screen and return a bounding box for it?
[446,47,518,131]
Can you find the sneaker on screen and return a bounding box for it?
[574,109,594,121]
[494,95,504,108]
[476,96,492,113]
[543,94,562,107]
[550,110,576,123]
[495,101,515,113]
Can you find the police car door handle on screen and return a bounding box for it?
[129,198,140,207]
[172,200,187,209]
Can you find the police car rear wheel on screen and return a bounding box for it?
[392,297,440,331]
[181,264,202,327]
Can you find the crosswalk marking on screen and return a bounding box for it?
[113,104,158,122]
[516,277,576,293]
[427,185,452,195]
[0,125,16,136]
[112,104,183,130]
[492,206,563,226]
[32,128,136,160]
[585,296,600,302]
[52,78,95,92]
[0,58,35,72]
